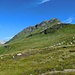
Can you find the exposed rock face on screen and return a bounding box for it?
[39,21,48,26]
[22,18,61,33]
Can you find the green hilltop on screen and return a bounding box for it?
[0,18,75,75]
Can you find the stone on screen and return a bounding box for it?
[73,37,75,39]
[12,56,15,58]
[1,57,3,59]
[17,53,22,56]
[70,42,72,44]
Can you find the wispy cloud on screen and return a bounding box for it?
[39,0,50,4]
[63,17,74,23]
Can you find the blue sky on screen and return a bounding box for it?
[0,0,75,41]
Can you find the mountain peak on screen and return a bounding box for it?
[49,18,61,23]
[50,18,60,21]
[6,18,62,43]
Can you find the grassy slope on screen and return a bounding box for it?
[0,24,75,75]
[1,24,75,54]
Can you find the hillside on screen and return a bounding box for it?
[0,18,75,75]
[7,18,61,43]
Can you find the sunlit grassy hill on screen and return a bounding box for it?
[0,18,75,75]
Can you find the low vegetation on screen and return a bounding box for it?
[0,19,75,75]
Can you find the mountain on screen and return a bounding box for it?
[7,18,61,43]
[0,18,75,75]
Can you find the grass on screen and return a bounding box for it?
[0,24,75,75]
[0,45,75,75]
[1,24,75,54]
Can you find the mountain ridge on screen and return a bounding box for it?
[6,18,62,43]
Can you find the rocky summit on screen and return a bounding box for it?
[7,18,62,43]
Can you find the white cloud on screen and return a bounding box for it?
[0,40,5,44]
[0,36,13,43]
[63,17,74,23]
[39,0,50,4]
